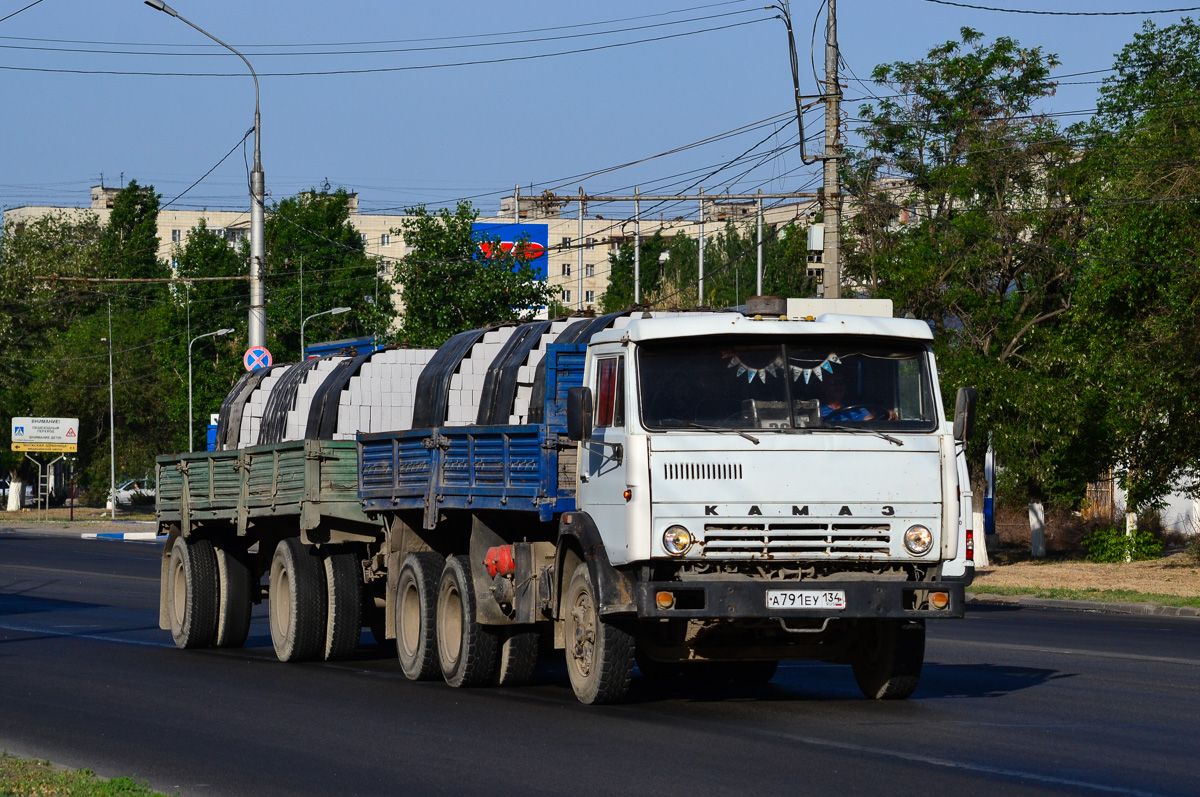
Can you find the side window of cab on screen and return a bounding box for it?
[594,356,625,429]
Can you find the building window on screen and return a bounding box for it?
[563,290,571,304]
[226,229,246,245]
[381,233,391,247]
[585,290,595,304]
[171,229,182,243]
[585,237,596,250]
[360,233,368,246]
[210,228,224,240]
[585,264,594,278]
[561,263,571,277]
[561,236,571,250]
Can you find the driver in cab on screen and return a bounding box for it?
[818,372,897,421]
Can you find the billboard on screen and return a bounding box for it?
[11,416,79,452]
[472,222,549,281]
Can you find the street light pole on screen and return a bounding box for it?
[102,298,115,520]
[300,307,351,360]
[145,0,266,347]
[188,328,234,452]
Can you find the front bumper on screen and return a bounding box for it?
[633,578,966,620]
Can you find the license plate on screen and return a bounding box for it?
[765,589,846,610]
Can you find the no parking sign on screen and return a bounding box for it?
[243,346,272,371]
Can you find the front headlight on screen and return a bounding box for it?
[662,525,694,556]
[903,524,933,555]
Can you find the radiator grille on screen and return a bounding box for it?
[663,462,743,481]
[701,522,892,557]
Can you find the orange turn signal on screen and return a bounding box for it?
[930,591,949,610]
[623,489,632,502]
[655,591,676,610]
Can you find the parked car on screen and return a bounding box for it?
[113,478,155,505]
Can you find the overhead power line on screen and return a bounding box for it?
[915,1,1200,15]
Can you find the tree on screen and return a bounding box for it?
[1069,18,1200,517]
[392,202,557,347]
[844,28,1102,547]
[0,211,104,506]
[264,188,392,360]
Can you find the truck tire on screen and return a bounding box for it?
[435,555,498,687]
[214,545,253,649]
[396,552,443,681]
[167,536,218,649]
[269,537,327,662]
[563,565,634,705]
[494,628,539,687]
[322,548,362,661]
[851,619,925,700]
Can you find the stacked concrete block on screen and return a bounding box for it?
[501,319,574,424]
[282,357,350,442]
[444,327,515,426]
[332,348,436,440]
[237,365,293,448]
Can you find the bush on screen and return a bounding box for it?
[1186,539,1200,565]
[1081,526,1163,563]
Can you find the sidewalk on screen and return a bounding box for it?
[967,591,1200,619]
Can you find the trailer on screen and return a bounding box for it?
[157,299,978,704]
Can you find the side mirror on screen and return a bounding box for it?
[953,387,977,442]
[567,386,593,441]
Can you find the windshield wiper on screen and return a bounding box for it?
[660,419,759,445]
[819,422,904,447]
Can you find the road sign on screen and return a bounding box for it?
[243,346,273,371]
[11,416,79,452]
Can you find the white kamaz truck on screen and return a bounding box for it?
[158,297,977,705]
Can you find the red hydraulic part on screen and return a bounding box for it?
[484,545,516,578]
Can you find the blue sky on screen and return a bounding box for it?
[1,1,1195,221]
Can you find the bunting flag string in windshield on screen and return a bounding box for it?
[791,353,840,384]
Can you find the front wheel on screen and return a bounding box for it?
[851,619,925,700]
[563,565,634,705]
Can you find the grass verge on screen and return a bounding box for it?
[0,752,168,796]
[970,584,1200,608]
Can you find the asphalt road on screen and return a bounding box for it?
[2,525,1198,797]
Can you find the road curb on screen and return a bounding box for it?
[967,591,1200,619]
[80,531,165,542]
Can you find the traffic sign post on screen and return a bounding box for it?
[244,346,273,371]
[11,418,78,521]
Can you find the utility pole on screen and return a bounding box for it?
[633,186,641,305]
[822,0,842,298]
[577,187,585,310]
[698,187,705,306]
[756,189,764,296]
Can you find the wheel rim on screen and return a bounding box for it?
[570,586,596,679]
[399,577,420,659]
[438,583,463,668]
[171,556,187,628]
[271,566,291,641]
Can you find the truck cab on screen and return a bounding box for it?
[563,304,975,701]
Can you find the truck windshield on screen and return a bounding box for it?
[638,336,938,432]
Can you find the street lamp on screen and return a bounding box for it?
[101,298,115,519]
[144,0,267,349]
[188,328,234,452]
[300,307,351,360]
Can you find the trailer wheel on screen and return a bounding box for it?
[322,548,362,661]
[269,537,327,662]
[396,552,443,680]
[563,565,634,705]
[435,555,498,687]
[851,619,925,700]
[214,545,252,649]
[167,537,218,649]
[494,628,539,687]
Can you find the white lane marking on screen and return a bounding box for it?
[765,730,1169,797]
[942,638,1200,667]
[0,621,173,648]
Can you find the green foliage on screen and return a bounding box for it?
[1067,18,1200,513]
[264,188,393,360]
[1185,540,1200,565]
[602,223,816,312]
[845,28,1101,507]
[392,202,557,347]
[1081,526,1163,563]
